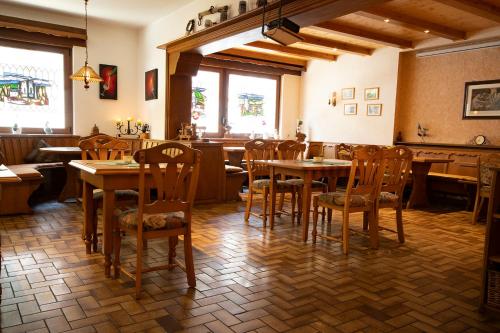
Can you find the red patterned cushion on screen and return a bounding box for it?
[116,209,185,230]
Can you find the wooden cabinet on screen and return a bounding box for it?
[480,167,500,315]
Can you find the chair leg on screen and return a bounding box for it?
[183,232,196,288]
[168,236,178,269]
[368,208,379,250]
[135,236,143,299]
[312,197,319,243]
[321,187,327,223]
[262,188,268,228]
[245,189,253,223]
[362,211,369,231]
[327,209,332,224]
[291,190,296,224]
[297,190,302,224]
[471,193,483,225]
[278,192,285,215]
[112,222,121,278]
[395,205,405,243]
[342,211,349,255]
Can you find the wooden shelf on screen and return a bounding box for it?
[395,141,500,150]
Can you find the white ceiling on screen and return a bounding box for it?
[1,0,196,26]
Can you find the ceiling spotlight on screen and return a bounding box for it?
[424,29,430,34]
[384,18,390,23]
[333,48,338,51]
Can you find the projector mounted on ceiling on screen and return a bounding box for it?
[261,0,303,46]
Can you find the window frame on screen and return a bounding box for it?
[0,39,73,134]
[195,65,281,138]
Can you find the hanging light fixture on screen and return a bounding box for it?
[70,0,102,89]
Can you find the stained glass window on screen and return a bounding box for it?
[0,45,65,129]
[227,74,277,134]
[191,70,220,134]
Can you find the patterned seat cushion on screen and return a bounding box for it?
[379,191,399,204]
[252,179,293,190]
[317,191,369,207]
[285,178,327,189]
[115,208,185,230]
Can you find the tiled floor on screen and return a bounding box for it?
[1,198,500,332]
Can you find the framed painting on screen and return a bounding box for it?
[365,87,379,100]
[99,64,117,100]
[344,103,357,115]
[463,79,500,119]
[341,87,355,100]
[367,104,382,116]
[145,69,158,101]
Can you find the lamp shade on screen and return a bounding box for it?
[70,62,102,89]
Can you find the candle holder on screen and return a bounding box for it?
[116,119,140,136]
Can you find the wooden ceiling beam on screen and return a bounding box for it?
[298,33,374,55]
[0,14,86,40]
[358,8,466,40]
[313,21,413,48]
[222,48,307,67]
[432,0,500,24]
[247,40,337,61]
[205,53,304,75]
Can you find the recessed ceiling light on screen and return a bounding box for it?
[384,18,390,23]
[424,29,430,34]
[333,48,338,51]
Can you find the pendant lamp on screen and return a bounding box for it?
[70,0,102,89]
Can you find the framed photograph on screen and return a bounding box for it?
[344,103,357,115]
[463,79,500,119]
[99,64,117,100]
[145,69,158,101]
[367,104,382,116]
[365,87,379,100]
[341,87,355,100]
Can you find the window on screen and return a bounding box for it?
[0,41,72,133]
[191,67,280,137]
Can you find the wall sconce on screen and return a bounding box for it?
[328,92,337,107]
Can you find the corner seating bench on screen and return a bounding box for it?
[0,134,80,215]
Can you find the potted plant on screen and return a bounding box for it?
[139,123,150,139]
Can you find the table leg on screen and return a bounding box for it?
[102,190,115,278]
[302,172,313,242]
[269,166,276,229]
[407,163,432,209]
[82,181,94,254]
[58,160,80,202]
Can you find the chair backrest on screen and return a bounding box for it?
[133,142,202,221]
[345,145,386,200]
[381,146,413,197]
[245,139,276,180]
[79,134,128,160]
[336,143,354,160]
[478,153,500,186]
[277,140,306,160]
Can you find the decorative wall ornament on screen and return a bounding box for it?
[341,88,355,100]
[364,87,379,100]
[145,69,158,101]
[367,104,382,116]
[463,79,500,119]
[99,64,117,100]
[344,103,357,115]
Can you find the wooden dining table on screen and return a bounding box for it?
[0,164,21,200]
[69,159,146,277]
[260,159,351,242]
[40,147,82,202]
[407,157,454,209]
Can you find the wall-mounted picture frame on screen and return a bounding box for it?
[463,79,500,119]
[344,103,357,115]
[365,87,379,100]
[341,87,355,100]
[145,68,158,101]
[99,64,117,100]
[367,104,382,116]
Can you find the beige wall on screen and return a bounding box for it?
[279,75,301,140]
[395,47,500,145]
[0,3,140,136]
[300,48,400,145]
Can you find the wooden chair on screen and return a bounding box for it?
[368,146,412,245]
[312,145,386,254]
[112,142,202,298]
[336,143,354,160]
[244,139,297,227]
[276,140,328,223]
[79,134,137,253]
[472,153,500,224]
